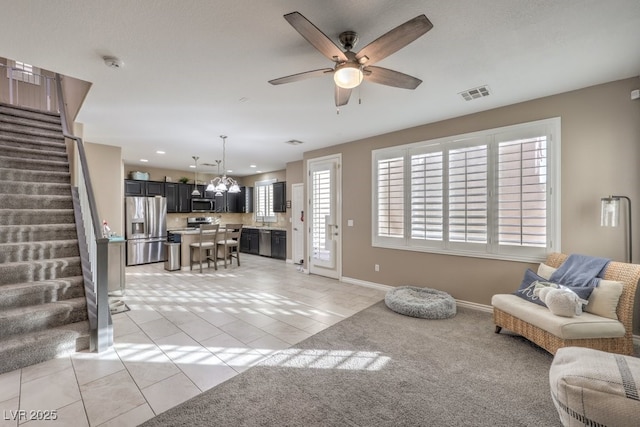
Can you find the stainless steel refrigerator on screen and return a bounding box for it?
[125,196,167,266]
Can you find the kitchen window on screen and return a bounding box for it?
[372,117,560,262]
[255,179,276,223]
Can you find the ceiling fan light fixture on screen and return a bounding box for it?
[334,63,363,89]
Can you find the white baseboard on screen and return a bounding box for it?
[341,276,393,292]
[341,277,493,313]
[455,300,493,313]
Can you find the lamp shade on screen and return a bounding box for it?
[601,197,620,227]
[334,63,363,89]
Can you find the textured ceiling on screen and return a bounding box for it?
[2,0,639,176]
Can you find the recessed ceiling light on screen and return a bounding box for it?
[140,159,148,162]
[189,165,196,169]
[250,164,257,168]
[256,171,263,173]
[156,150,165,154]
[227,169,233,173]
[285,139,304,145]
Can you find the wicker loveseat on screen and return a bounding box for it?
[492,252,640,355]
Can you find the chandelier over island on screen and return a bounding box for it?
[207,135,241,196]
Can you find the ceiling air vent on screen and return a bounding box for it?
[459,85,490,101]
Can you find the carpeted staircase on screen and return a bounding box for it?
[0,103,90,374]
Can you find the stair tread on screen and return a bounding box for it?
[0,193,72,199]
[0,155,68,166]
[0,167,70,176]
[0,223,76,229]
[0,103,61,120]
[0,297,87,319]
[0,144,68,158]
[1,276,85,292]
[0,320,90,374]
[0,239,79,249]
[0,321,89,351]
[0,255,80,267]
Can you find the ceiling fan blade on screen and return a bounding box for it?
[356,15,433,66]
[284,12,348,63]
[335,85,352,106]
[364,66,422,89]
[269,68,333,85]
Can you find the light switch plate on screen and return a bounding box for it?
[347,219,354,227]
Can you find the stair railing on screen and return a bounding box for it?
[0,63,58,112]
[55,73,112,352]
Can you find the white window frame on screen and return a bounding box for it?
[372,118,561,262]
[255,179,277,223]
[6,61,41,85]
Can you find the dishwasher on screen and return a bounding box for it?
[259,229,272,257]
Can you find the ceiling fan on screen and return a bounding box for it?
[269,11,433,107]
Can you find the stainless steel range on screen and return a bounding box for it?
[186,216,214,229]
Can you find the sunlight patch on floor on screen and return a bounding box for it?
[261,349,391,371]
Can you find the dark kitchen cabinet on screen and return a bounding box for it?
[124,180,145,196]
[146,181,165,196]
[240,228,259,255]
[125,179,165,197]
[214,192,227,212]
[272,181,286,213]
[165,182,192,213]
[227,186,253,213]
[271,230,286,260]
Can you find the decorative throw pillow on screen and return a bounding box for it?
[537,263,557,280]
[534,285,588,317]
[585,279,623,320]
[541,288,587,317]
[513,269,547,306]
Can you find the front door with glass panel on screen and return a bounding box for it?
[307,155,341,279]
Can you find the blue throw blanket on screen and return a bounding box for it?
[549,254,609,288]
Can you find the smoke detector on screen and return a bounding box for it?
[103,56,124,69]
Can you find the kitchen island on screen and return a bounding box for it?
[168,225,287,268]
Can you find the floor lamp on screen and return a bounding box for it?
[600,195,632,263]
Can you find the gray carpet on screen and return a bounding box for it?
[142,301,560,427]
[0,103,90,373]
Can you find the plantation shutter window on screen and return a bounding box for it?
[448,145,488,244]
[376,156,404,238]
[372,118,559,262]
[255,179,276,222]
[311,168,333,262]
[497,136,547,248]
[410,151,443,241]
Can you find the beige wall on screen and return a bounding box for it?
[85,142,124,235]
[303,78,640,312]
[285,160,304,260]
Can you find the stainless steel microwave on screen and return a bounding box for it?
[191,198,214,212]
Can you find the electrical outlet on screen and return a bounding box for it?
[374,264,380,272]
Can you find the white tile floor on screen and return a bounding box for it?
[0,254,386,426]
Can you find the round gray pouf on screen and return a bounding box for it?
[385,286,456,319]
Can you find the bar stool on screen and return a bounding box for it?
[189,224,219,273]
[217,224,243,268]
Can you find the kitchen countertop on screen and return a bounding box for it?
[168,226,286,234]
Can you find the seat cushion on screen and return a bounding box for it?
[190,242,215,248]
[491,294,624,339]
[550,347,640,427]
